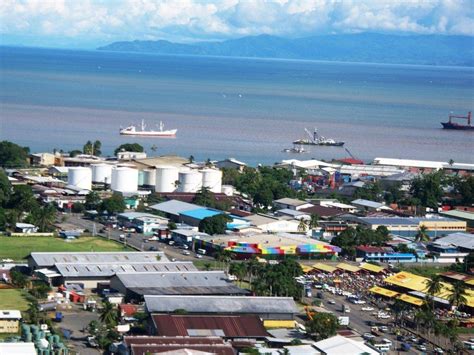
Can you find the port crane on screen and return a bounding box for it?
[448,111,472,126]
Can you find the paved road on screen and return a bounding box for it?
[64,214,214,263]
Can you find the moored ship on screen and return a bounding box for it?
[441,112,473,130]
[120,120,177,137]
[293,128,344,146]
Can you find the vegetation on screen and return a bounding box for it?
[305,313,339,341]
[85,191,102,210]
[414,225,430,243]
[331,225,391,257]
[99,301,119,327]
[0,236,132,261]
[193,186,230,210]
[198,214,231,235]
[409,171,445,209]
[0,141,30,168]
[99,193,126,214]
[83,140,102,156]
[114,143,144,156]
[0,289,30,311]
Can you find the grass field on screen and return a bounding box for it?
[0,236,133,261]
[0,289,30,311]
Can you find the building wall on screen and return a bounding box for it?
[64,278,111,290]
[0,319,19,333]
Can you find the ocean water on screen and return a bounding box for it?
[0,46,473,165]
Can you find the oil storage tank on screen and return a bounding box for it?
[67,167,92,190]
[91,164,112,184]
[143,169,157,187]
[178,170,202,193]
[155,166,179,192]
[201,168,223,193]
[111,167,138,193]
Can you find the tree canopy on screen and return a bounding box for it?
[409,172,445,209]
[305,312,339,341]
[114,143,144,156]
[0,141,30,168]
[99,193,126,214]
[198,214,231,235]
[331,225,391,256]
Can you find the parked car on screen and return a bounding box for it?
[195,254,203,259]
[417,345,427,352]
[328,299,336,305]
[182,250,191,255]
[361,306,374,312]
[363,333,375,341]
[434,347,444,354]
[87,336,99,348]
[379,326,389,333]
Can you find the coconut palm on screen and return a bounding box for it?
[448,281,468,315]
[30,204,56,232]
[309,214,319,229]
[99,301,118,328]
[414,224,430,243]
[425,275,443,310]
[297,219,307,233]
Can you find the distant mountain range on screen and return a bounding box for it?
[98,33,474,67]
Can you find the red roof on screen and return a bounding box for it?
[119,304,139,316]
[151,315,268,338]
[299,205,344,218]
[337,158,364,165]
[356,246,387,253]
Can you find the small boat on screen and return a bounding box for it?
[441,112,474,131]
[120,120,177,137]
[283,145,307,154]
[293,128,344,146]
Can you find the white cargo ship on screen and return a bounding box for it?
[119,120,177,137]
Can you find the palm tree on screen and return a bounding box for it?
[99,301,118,328]
[297,219,307,233]
[309,214,319,229]
[414,224,430,243]
[448,281,468,316]
[31,204,56,232]
[425,275,443,310]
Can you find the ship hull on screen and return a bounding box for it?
[293,140,344,146]
[441,122,474,130]
[120,129,177,137]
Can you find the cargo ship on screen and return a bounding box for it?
[293,128,344,146]
[120,120,177,136]
[441,112,473,130]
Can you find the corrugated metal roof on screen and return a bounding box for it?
[180,208,223,220]
[131,344,235,355]
[56,262,196,277]
[440,210,474,221]
[434,232,474,250]
[30,252,167,267]
[150,200,202,216]
[151,315,268,338]
[314,335,379,355]
[144,295,298,315]
[351,199,386,209]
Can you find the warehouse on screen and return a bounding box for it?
[110,271,248,301]
[150,314,268,339]
[28,252,167,269]
[439,210,474,229]
[53,262,197,289]
[149,200,202,221]
[144,295,298,327]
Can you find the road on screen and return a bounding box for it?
[64,214,214,263]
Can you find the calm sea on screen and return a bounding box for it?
[1,46,473,165]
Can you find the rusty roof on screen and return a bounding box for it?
[151,315,268,338]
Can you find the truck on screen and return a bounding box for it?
[341,304,351,313]
[338,316,350,326]
[54,312,63,322]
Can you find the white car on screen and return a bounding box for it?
[363,333,375,340]
[195,254,203,259]
[378,314,391,319]
[361,306,374,312]
[418,345,427,352]
[328,300,336,305]
[148,236,159,241]
[182,250,190,255]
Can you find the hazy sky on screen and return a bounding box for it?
[1,0,473,48]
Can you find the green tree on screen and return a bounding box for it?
[8,185,38,212]
[87,320,100,336]
[188,155,194,163]
[409,172,445,209]
[69,149,82,157]
[414,225,430,243]
[29,282,52,299]
[449,281,468,315]
[229,262,247,285]
[85,191,102,210]
[0,170,11,207]
[309,214,319,229]
[114,143,144,156]
[10,269,28,288]
[305,313,339,341]
[198,214,231,235]
[93,140,102,156]
[100,193,126,214]
[167,221,177,230]
[99,301,119,328]
[453,176,474,205]
[29,204,56,232]
[83,140,94,155]
[193,187,215,208]
[425,275,443,310]
[0,141,30,168]
[297,219,307,233]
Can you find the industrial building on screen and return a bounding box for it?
[351,199,392,212]
[341,215,466,238]
[150,200,203,221]
[273,198,314,211]
[0,310,22,333]
[150,314,268,339]
[433,232,474,252]
[241,214,300,233]
[439,210,474,228]
[28,252,167,269]
[144,295,298,327]
[373,157,474,174]
[110,271,248,300]
[313,335,379,355]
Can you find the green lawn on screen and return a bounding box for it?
[0,236,133,261]
[0,289,30,311]
[193,260,222,270]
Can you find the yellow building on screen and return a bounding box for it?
[0,310,21,333]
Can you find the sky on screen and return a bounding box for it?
[0,0,473,48]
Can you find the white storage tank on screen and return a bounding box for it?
[221,185,234,196]
[68,167,92,190]
[201,168,223,193]
[111,167,138,193]
[91,164,112,184]
[178,170,202,193]
[155,166,179,192]
[143,169,156,186]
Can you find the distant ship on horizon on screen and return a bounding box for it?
[293,128,344,146]
[441,112,473,131]
[119,120,177,137]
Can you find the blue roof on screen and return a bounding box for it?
[180,208,223,220]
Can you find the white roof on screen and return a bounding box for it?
[16,223,36,228]
[434,233,474,250]
[324,202,356,209]
[314,335,379,355]
[373,157,445,169]
[280,159,339,169]
[0,343,36,355]
[0,310,22,319]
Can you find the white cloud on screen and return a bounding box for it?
[0,0,472,47]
